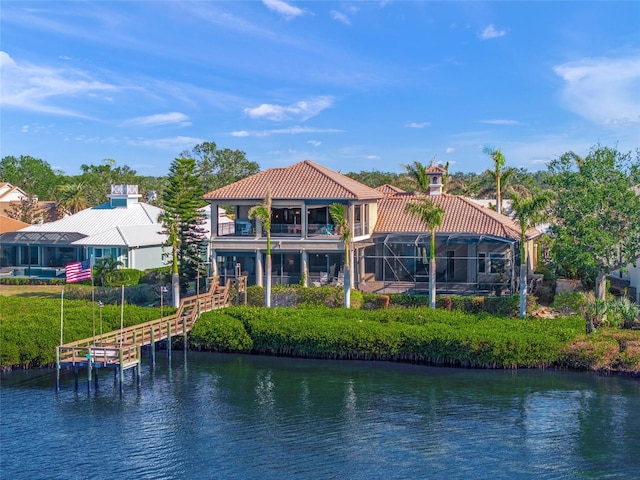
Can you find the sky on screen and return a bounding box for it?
[1,1,639,177]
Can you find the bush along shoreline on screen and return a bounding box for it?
[190,306,639,376]
[2,287,639,376]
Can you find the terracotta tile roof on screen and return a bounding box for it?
[375,184,406,195]
[375,193,541,241]
[203,160,383,201]
[0,215,29,234]
[426,164,447,174]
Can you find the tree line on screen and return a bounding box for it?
[2,142,639,332]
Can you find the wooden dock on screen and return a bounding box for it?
[55,277,243,394]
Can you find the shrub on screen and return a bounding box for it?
[61,284,165,306]
[436,296,453,311]
[212,306,584,368]
[140,266,172,286]
[484,295,519,316]
[246,285,265,306]
[190,311,253,352]
[113,268,145,286]
[552,291,585,316]
[609,297,640,329]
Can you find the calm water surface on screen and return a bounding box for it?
[2,352,639,480]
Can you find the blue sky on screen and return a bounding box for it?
[1,1,639,177]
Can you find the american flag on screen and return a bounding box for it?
[65,259,92,283]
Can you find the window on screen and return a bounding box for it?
[489,253,507,274]
[447,251,455,279]
[478,253,486,273]
[20,246,39,265]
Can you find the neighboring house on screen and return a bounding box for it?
[0,215,29,235]
[0,185,167,278]
[0,182,59,224]
[204,160,542,295]
[611,184,640,303]
[0,182,28,203]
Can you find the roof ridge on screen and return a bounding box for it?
[140,202,160,223]
[302,160,381,198]
[456,196,521,238]
[115,225,128,244]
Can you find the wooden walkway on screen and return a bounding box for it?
[55,278,242,394]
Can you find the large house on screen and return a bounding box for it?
[204,161,542,295]
[204,160,382,288]
[0,185,167,277]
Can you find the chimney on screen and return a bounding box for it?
[426,165,446,196]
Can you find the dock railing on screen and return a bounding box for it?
[56,277,237,392]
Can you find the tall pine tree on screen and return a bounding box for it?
[159,157,207,306]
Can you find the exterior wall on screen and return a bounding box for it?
[626,261,640,303]
[130,245,165,271]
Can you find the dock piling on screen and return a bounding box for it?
[55,347,60,393]
[150,327,156,367]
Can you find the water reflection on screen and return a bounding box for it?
[2,353,639,480]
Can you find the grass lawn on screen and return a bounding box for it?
[0,284,63,299]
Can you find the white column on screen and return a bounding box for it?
[301,250,309,287]
[211,203,218,238]
[255,250,264,287]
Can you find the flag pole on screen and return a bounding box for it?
[90,256,95,345]
[60,285,65,345]
[120,284,124,347]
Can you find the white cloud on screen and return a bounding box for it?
[479,119,519,125]
[445,147,455,154]
[330,10,351,26]
[365,155,380,160]
[244,96,334,121]
[0,51,118,117]
[405,121,430,128]
[262,0,303,19]
[479,25,506,40]
[130,135,202,150]
[554,55,640,126]
[123,112,191,127]
[231,130,251,137]
[308,140,321,146]
[229,126,342,137]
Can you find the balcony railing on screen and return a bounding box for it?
[307,224,335,237]
[271,223,302,237]
[216,221,338,238]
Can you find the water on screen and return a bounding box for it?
[2,352,639,480]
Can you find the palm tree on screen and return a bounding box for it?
[482,147,509,214]
[57,182,89,215]
[509,189,552,318]
[405,196,445,308]
[402,161,431,193]
[94,256,124,287]
[330,203,352,308]
[249,189,272,307]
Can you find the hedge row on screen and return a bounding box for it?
[0,296,169,368]
[243,285,525,317]
[189,306,583,369]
